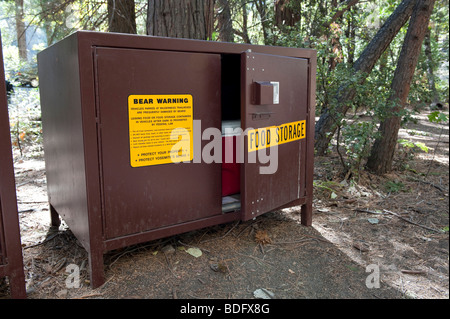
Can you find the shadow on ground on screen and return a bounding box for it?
[13,210,402,299]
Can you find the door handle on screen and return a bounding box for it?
[251,112,274,120]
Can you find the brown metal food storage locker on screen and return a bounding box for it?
[37,31,316,288]
[0,33,27,299]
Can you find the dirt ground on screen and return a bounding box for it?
[1,107,448,300]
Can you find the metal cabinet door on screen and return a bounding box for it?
[241,52,309,221]
[0,32,26,298]
[94,48,222,239]
[0,216,4,264]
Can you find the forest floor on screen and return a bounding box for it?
[1,90,448,300]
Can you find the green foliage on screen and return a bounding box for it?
[313,180,342,193]
[396,138,429,171]
[270,0,448,177]
[428,111,449,124]
[1,0,447,169]
[339,119,379,177]
[412,2,450,106]
[8,88,43,158]
[398,139,429,153]
[384,180,407,193]
[320,60,394,177]
[209,31,219,41]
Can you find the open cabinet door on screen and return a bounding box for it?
[241,51,309,221]
[0,32,26,298]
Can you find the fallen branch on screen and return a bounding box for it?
[270,236,328,245]
[407,176,447,193]
[16,180,33,187]
[17,200,48,204]
[235,220,262,238]
[76,293,104,299]
[383,209,444,233]
[238,253,274,268]
[108,243,157,269]
[98,274,115,289]
[352,242,370,252]
[18,208,35,213]
[401,269,427,275]
[354,208,388,215]
[52,257,67,274]
[200,221,240,243]
[16,172,45,187]
[164,253,177,278]
[23,232,60,249]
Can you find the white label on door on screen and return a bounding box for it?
[270,81,279,104]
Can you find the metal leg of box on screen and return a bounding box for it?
[301,201,313,226]
[88,249,105,289]
[50,204,61,228]
[8,265,27,299]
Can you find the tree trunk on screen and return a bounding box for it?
[328,23,343,71]
[216,0,234,42]
[323,0,359,31]
[147,0,215,40]
[345,9,356,65]
[15,0,27,61]
[254,0,271,45]
[39,0,75,45]
[108,0,136,34]
[314,0,416,155]
[274,0,301,28]
[39,0,56,46]
[366,0,436,174]
[239,0,251,43]
[424,28,439,106]
[327,0,344,71]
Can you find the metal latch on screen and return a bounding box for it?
[251,112,274,120]
[252,81,279,105]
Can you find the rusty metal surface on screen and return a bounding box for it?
[95,47,222,239]
[253,81,274,105]
[77,31,317,59]
[0,200,4,265]
[0,32,26,298]
[38,31,316,288]
[241,52,309,221]
[37,33,92,250]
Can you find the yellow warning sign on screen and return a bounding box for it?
[247,120,306,152]
[128,94,193,167]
